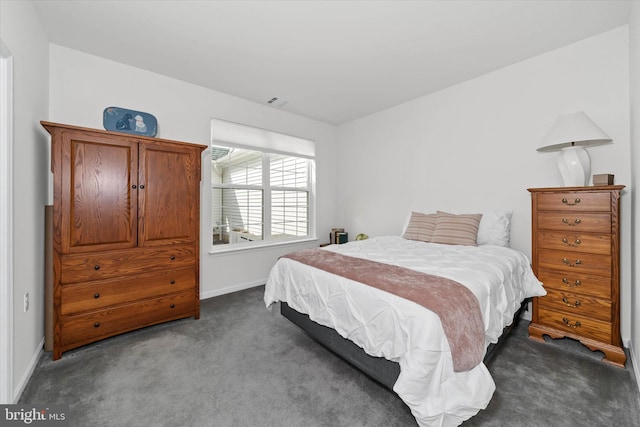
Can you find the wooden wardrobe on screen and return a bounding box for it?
[43,121,206,360]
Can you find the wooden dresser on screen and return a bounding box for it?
[528,185,625,367]
[43,121,206,360]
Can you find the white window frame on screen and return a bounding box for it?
[209,119,316,253]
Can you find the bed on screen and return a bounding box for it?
[264,211,545,427]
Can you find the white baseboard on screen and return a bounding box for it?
[200,279,266,300]
[630,341,640,394]
[13,338,43,403]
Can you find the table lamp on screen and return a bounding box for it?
[537,111,612,186]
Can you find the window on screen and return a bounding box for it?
[211,119,315,248]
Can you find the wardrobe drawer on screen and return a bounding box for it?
[538,249,611,277]
[61,267,196,315]
[61,245,195,283]
[537,308,612,344]
[537,212,611,233]
[537,268,611,299]
[536,192,611,212]
[538,289,611,322]
[537,231,611,255]
[60,291,195,349]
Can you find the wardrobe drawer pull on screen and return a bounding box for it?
[562,218,581,226]
[562,278,582,287]
[562,318,581,328]
[562,258,582,267]
[561,238,582,246]
[561,197,581,206]
[562,297,581,308]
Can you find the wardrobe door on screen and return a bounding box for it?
[60,131,138,253]
[137,142,201,247]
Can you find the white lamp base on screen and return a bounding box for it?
[557,146,591,186]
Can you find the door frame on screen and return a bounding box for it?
[0,39,15,404]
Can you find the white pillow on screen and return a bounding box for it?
[476,210,512,247]
[400,211,414,235]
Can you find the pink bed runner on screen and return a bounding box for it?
[282,248,485,372]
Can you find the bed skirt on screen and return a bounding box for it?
[280,298,529,390]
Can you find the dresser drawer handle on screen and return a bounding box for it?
[561,197,581,206]
[170,279,175,284]
[562,278,582,287]
[562,297,581,308]
[562,318,581,328]
[94,293,100,299]
[562,258,582,267]
[561,238,581,246]
[94,322,100,328]
[170,255,176,260]
[561,218,581,226]
[170,304,175,309]
[94,265,100,270]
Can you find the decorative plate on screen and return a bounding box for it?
[103,107,157,137]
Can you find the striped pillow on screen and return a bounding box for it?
[402,211,438,242]
[431,211,482,246]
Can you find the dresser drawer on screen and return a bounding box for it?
[537,212,611,233]
[537,231,611,255]
[61,245,196,284]
[538,289,611,322]
[538,249,611,277]
[537,308,612,343]
[61,267,196,315]
[537,268,611,299]
[60,291,195,349]
[536,192,611,212]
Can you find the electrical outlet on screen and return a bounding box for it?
[24,292,29,312]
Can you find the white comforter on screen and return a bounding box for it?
[264,236,545,427]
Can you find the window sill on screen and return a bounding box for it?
[208,237,319,255]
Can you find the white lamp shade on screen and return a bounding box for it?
[537,111,612,152]
[537,111,612,186]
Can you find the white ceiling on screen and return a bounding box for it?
[32,1,632,125]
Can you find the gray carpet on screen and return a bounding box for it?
[18,286,640,426]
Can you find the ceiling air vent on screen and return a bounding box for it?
[266,97,288,108]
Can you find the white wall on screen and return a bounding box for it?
[0,0,49,401]
[48,45,338,298]
[629,3,640,387]
[336,27,634,344]
[6,2,637,400]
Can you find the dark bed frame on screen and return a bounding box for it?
[280,299,530,389]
